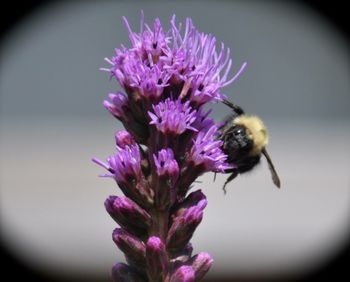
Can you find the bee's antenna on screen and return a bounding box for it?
[222,99,245,115]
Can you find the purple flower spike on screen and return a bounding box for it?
[149,98,198,135]
[170,265,195,282]
[190,252,214,281]
[112,228,146,268]
[95,13,248,281]
[146,236,169,281]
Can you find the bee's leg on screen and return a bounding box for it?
[222,171,238,194]
[213,172,217,182]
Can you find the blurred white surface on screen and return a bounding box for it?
[1,118,349,279]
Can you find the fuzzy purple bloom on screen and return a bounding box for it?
[93,144,141,184]
[153,148,179,182]
[94,12,246,281]
[189,125,233,172]
[104,14,246,106]
[149,98,198,135]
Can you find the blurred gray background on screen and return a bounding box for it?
[1,0,349,281]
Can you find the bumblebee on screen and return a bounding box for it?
[219,99,281,192]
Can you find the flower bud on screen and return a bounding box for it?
[190,252,214,280]
[167,199,207,253]
[153,148,179,209]
[170,265,195,282]
[105,196,151,237]
[111,263,144,282]
[115,130,136,148]
[112,229,146,268]
[172,190,206,219]
[94,145,153,206]
[153,148,179,183]
[146,236,169,281]
[104,92,129,119]
[112,145,142,185]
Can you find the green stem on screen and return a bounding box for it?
[150,208,169,242]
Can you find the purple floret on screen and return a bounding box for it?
[103,14,246,106]
[149,98,198,135]
[189,125,233,172]
[153,148,179,181]
[103,92,128,119]
[93,144,141,184]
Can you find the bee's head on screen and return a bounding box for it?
[234,115,268,156]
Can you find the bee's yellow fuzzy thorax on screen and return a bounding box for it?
[234,115,269,155]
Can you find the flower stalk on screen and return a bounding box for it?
[94,12,245,281]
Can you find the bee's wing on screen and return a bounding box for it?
[262,148,281,188]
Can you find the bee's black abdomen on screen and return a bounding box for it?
[236,154,261,173]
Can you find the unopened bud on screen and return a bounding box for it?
[153,148,180,209]
[112,228,146,268]
[167,199,207,253]
[170,265,195,282]
[190,252,214,280]
[172,190,206,219]
[105,196,151,237]
[146,236,169,281]
[104,92,129,119]
[115,130,135,148]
